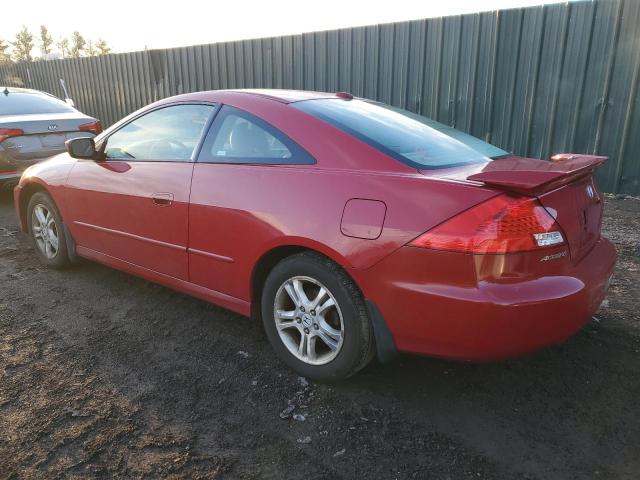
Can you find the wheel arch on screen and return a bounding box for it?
[250,241,398,367]
[17,181,52,232]
[249,240,355,319]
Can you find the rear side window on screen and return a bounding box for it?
[197,105,314,164]
[292,99,508,169]
[0,92,76,116]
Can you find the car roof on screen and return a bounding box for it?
[224,89,342,103]
[158,89,347,106]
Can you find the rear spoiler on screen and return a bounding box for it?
[467,154,607,195]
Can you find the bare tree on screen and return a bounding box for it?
[57,37,70,58]
[11,26,34,62]
[0,37,11,64]
[95,38,111,55]
[85,40,97,56]
[39,25,54,57]
[69,31,86,57]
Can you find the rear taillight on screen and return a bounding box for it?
[409,195,565,254]
[0,128,24,143]
[79,120,103,135]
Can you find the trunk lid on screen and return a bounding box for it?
[0,112,95,134]
[0,112,95,164]
[537,174,603,262]
[421,154,607,262]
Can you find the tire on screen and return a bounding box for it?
[27,191,71,269]
[261,252,375,382]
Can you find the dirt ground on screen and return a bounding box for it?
[0,189,639,480]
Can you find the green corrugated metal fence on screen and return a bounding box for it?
[1,0,639,193]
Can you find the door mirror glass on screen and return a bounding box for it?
[66,137,97,159]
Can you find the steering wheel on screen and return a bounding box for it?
[148,138,191,159]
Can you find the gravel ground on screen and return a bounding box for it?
[0,189,639,479]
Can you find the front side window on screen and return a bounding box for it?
[292,99,508,169]
[104,104,213,161]
[198,105,314,164]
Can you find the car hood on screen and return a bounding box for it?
[19,152,74,180]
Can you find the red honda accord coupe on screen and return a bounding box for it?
[14,89,616,380]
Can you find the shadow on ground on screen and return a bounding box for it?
[1,190,639,479]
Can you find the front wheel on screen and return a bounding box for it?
[261,252,375,381]
[27,191,70,269]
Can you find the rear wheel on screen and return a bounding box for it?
[27,192,70,269]
[261,252,375,381]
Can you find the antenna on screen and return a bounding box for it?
[59,78,75,107]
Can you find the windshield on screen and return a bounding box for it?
[0,92,75,116]
[292,98,508,169]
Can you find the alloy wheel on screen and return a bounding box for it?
[273,276,344,365]
[31,204,59,259]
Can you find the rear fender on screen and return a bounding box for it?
[254,236,354,271]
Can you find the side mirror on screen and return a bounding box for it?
[66,137,97,159]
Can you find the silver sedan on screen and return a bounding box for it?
[0,87,102,190]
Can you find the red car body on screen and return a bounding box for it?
[13,90,616,362]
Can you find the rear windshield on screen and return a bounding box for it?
[292,99,508,169]
[0,92,75,116]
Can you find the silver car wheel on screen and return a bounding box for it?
[31,204,59,259]
[273,276,344,365]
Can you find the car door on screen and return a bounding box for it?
[188,105,315,298]
[65,103,215,280]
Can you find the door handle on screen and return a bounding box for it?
[151,192,174,206]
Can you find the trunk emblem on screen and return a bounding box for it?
[586,184,594,198]
[540,251,567,262]
[48,124,58,131]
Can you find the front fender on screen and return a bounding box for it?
[14,155,77,232]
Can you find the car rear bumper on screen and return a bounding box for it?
[1,142,63,173]
[354,238,617,361]
[0,172,20,189]
[1,150,37,189]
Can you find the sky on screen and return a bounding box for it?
[4,0,569,54]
